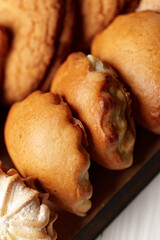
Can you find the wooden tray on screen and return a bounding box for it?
[1,108,160,240]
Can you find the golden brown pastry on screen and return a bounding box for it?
[74,0,127,50]
[0,168,57,239]
[0,0,62,105]
[91,11,160,134]
[4,91,92,216]
[51,52,135,170]
[40,0,75,91]
[136,0,160,12]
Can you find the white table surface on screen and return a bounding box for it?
[96,173,160,240]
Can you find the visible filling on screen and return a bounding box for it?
[76,164,92,215]
[108,83,127,154]
[74,198,91,215]
[87,55,133,161]
[87,54,117,77]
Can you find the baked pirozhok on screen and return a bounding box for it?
[91,11,160,134]
[4,91,92,216]
[51,52,135,170]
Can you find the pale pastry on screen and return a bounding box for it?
[136,0,160,12]
[0,168,57,240]
[91,11,160,134]
[51,52,135,170]
[4,91,92,216]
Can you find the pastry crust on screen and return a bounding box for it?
[4,91,92,216]
[51,52,135,170]
[0,168,57,240]
[136,0,160,12]
[0,0,62,105]
[91,11,160,134]
[40,0,75,91]
[74,0,127,50]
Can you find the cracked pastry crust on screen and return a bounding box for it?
[0,0,62,105]
[51,52,135,170]
[0,168,57,240]
[91,11,160,134]
[4,91,92,216]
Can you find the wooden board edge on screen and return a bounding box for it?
[74,150,160,240]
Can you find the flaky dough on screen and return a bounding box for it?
[0,168,57,239]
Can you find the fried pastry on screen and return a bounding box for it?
[74,0,127,50]
[91,11,160,134]
[51,53,135,170]
[0,168,57,240]
[4,91,92,216]
[0,0,62,105]
[136,0,160,12]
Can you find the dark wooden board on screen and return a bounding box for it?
[74,145,160,240]
[1,107,160,240]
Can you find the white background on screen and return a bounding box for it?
[96,173,160,240]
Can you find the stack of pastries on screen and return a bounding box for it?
[0,0,160,238]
